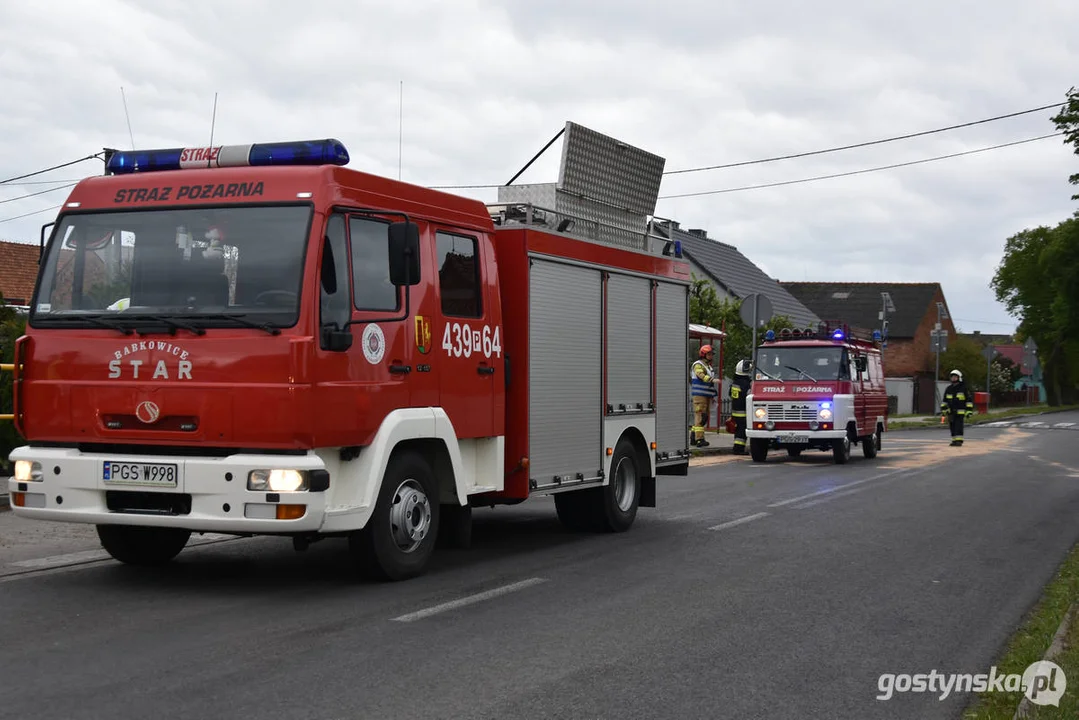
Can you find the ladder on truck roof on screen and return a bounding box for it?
[485,120,680,259]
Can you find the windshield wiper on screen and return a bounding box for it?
[194,313,282,336]
[35,314,133,335]
[785,365,817,382]
[756,367,781,380]
[130,315,207,336]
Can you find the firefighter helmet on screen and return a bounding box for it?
[949,369,962,380]
[735,360,751,375]
[699,344,714,357]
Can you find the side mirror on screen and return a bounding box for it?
[855,356,868,372]
[321,325,353,352]
[388,221,421,286]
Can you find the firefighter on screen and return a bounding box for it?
[729,359,752,454]
[940,369,974,446]
[690,345,718,447]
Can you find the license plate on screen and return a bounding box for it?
[777,434,808,444]
[103,461,178,488]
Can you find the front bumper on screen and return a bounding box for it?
[746,429,847,441]
[7,446,328,533]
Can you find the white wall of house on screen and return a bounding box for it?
[885,378,914,415]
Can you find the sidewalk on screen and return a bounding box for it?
[891,405,1067,428]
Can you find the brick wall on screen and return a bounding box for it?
[881,285,956,378]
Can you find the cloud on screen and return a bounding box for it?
[1,0,1076,334]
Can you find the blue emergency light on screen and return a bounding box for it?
[832,329,845,340]
[106,139,350,174]
[764,330,775,342]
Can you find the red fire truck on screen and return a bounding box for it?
[745,323,888,464]
[6,138,692,580]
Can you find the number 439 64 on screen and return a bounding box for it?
[442,323,501,359]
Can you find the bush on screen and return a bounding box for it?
[0,299,27,474]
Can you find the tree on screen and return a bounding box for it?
[0,295,27,474]
[1050,86,1079,200]
[939,334,988,390]
[689,275,795,378]
[991,215,1079,405]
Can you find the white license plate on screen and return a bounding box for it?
[777,434,808,444]
[103,461,178,487]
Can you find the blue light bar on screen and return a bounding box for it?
[106,139,350,174]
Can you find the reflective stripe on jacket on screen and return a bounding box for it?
[690,360,717,398]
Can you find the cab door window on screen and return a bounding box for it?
[319,214,351,338]
[436,231,481,317]
[349,217,399,311]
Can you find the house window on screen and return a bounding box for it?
[436,231,481,317]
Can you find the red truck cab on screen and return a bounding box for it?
[745,323,888,463]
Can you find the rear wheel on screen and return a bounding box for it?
[96,525,190,566]
[862,427,880,458]
[750,438,769,462]
[350,451,439,581]
[555,436,641,533]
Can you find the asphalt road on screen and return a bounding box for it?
[2,412,1079,719]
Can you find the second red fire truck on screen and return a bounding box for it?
[7,133,692,580]
[745,323,889,463]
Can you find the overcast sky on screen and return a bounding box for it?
[2,0,1077,334]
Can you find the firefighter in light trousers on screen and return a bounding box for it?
[690,345,718,447]
[729,360,752,454]
[940,369,974,446]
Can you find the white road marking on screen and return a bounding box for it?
[392,578,548,622]
[793,485,877,510]
[1054,422,1076,428]
[708,512,770,531]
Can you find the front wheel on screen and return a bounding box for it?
[350,451,440,581]
[750,438,769,462]
[96,525,190,566]
[833,436,851,464]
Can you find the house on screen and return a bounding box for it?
[780,281,957,413]
[0,239,40,306]
[652,221,820,328]
[962,331,1046,402]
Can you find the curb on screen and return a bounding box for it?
[1012,602,1075,719]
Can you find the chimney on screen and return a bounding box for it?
[688,228,708,239]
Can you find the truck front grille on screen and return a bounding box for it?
[761,403,818,421]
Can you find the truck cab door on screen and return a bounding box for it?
[853,352,869,434]
[433,228,499,439]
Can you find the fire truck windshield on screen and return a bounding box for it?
[30,205,312,330]
[754,346,851,382]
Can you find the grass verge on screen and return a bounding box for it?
[888,405,1079,430]
[962,541,1079,718]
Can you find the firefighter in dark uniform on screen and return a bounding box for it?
[729,360,752,454]
[940,368,974,446]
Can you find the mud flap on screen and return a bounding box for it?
[640,476,656,508]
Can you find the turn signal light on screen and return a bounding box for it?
[12,492,25,507]
[276,504,306,520]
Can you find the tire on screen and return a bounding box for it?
[862,428,880,459]
[833,436,851,464]
[596,436,640,533]
[750,438,769,463]
[555,436,641,533]
[96,525,190,566]
[350,451,439,581]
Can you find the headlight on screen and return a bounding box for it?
[248,469,307,492]
[754,407,767,419]
[819,408,833,420]
[14,461,43,482]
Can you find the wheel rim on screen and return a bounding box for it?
[612,456,637,512]
[388,479,432,553]
[843,437,850,456]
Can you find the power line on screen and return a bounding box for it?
[662,102,1066,175]
[0,154,101,185]
[953,318,1019,327]
[0,179,85,187]
[0,204,62,224]
[427,101,1066,189]
[0,183,78,206]
[657,132,1063,200]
